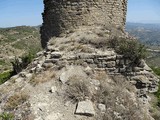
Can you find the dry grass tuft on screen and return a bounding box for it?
[94,71,107,81]
[4,92,29,111]
[75,44,94,53]
[79,36,109,49]
[103,89,148,120]
[149,94,160,120]
[92,74,146,120]
[151,110,160,120]
[65,75,91,103]
[30,70,56,86]
[111,75,136,92]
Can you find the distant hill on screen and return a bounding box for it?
[126,22,160,46]
[0,26,41,73]
[126,22,160,67]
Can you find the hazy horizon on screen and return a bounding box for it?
[0,0,160,28]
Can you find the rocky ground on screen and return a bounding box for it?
[0,26,159,120]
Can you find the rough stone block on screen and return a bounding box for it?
[138,60,145,68]
[42,63,54,68]
[51,52,62,58]
[75,100,95,116]
[98,104,106,113]
[44,59,58,64]
[105,61,116,68]
[133,67,143,72]
[85,59,94,64]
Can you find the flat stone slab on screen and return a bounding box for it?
[75,100,95,116]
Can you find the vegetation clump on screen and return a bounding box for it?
[65,75,92,103]
[0,112,14,120]
[0,26,41,76]
[0,71,14,85]
[151,67,160,76]
[4,92,29,111]
[11,52,36,74]
[155,83,160,107]
[0,60,6,65]
[0,51,37,84]
[109,37,147,63]
[151,67,160,107]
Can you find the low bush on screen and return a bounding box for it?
[94,74,146,120]
[109,37,147,63]
[0,52,35,84]
[0,112,14,120]
[153,70,160,107]
[151,109,160,120]
[151,67,160,110]
[0,71,14,85]
[11,52,35,74]
[30,70,56,86]
[151,67,160,76]
[65,76,91,103]
[0,60,6,65]
[4,92,29,111]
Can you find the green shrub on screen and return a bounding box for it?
[155,82,160,107]
[0,48,38,84]
[151,67,160,107]
[0,112,14,120]
[0,60,6,65]
[151,109,160,120]
[12,52,35,74]
[109,37,147,63]
[0,71,13,85]
[151,67,160,76]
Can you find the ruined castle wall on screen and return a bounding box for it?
[41,0,128,48]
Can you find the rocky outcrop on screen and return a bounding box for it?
[41,0,128,48]
[0,0,159,119]
[0,28,159,119]
[39,36,159,98]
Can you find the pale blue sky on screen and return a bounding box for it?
[127,0,160,23]
[0,0,160,27]
[0,0,43,27]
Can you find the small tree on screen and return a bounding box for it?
[11,52,35,74]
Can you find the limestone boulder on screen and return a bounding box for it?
[105,61,116,68]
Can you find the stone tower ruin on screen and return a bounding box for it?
[41,0,128,48]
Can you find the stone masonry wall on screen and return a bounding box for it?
[41,0,128,48]
[28,46,159,103]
